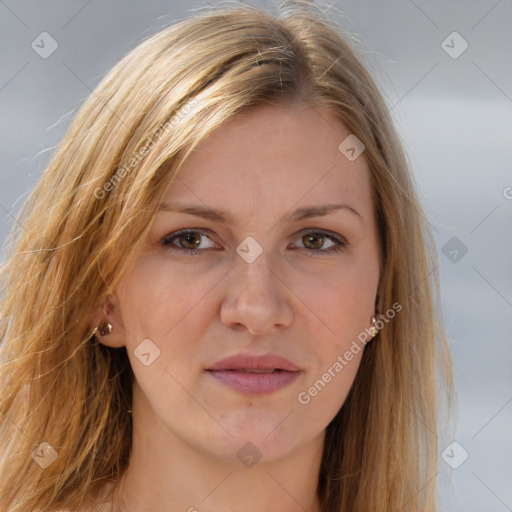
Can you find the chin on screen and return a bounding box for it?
[207,417,313,463]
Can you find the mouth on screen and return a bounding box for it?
[205,353,301,395]
[221,368,284,373]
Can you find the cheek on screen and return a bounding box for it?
[291,262,377,339]
[115,262,214,410]
[116,256,219,342]
[114,256,231,404]
[295,325,364,432]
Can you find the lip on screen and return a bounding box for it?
[206,353,301,395]
[207,353,301,372]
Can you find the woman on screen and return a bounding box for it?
[0,1,453,511]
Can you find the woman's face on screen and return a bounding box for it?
[106,103,380,463]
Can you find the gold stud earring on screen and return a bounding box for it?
[370,316,378,337]
[93,322,113,337]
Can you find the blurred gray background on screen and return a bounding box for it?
[1,1,511,510]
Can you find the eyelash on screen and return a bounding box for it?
[160,229,348,257]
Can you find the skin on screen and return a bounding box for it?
[90,102,381,512]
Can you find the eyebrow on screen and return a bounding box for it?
[158,202,362,224]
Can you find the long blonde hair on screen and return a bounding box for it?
[0,2,453,510]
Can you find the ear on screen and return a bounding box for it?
[89,293,126,348]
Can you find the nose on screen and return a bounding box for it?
[220,253,293,336]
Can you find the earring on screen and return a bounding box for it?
[369,316,378,337]
[93,322,113,337]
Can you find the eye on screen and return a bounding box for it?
[160,228,348,257]
[291,230,347,255]
[161,229,218,255]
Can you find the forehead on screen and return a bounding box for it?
[164,103,372,215]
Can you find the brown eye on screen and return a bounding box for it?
[178,232,202,250]
[302,233,325,250]
[292,230,347,256]
[161,229,217,254]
